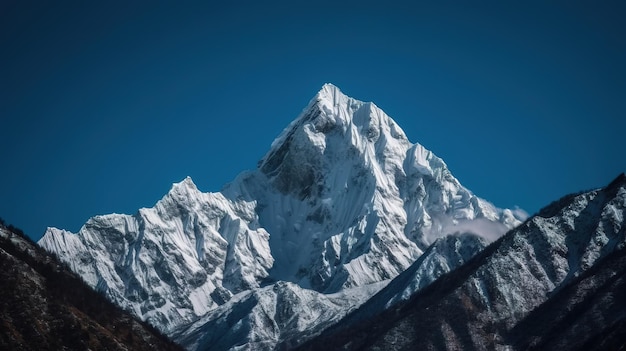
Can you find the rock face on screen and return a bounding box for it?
[39,178,273,333]
[298,173,626,351]
[170,281,387,351]
[0,224,182,351]
[38,84,524,349]
[336,232,489,327]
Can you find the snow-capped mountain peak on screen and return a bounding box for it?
[176,176,198,190]
[246,84,523,291]
[39,84,525,349]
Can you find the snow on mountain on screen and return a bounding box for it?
[40,176,273,332]
[171,281,387,351]
[338,232,488,328]
[299,173,626,350]
[223,83,523,292]
[38,84,524,347]
[0,224,183,351]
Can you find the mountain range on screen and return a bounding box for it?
[24,84,624,350]
[299,173,626,350]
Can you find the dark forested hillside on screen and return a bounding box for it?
[0,221,183,351]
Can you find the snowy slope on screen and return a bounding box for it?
[338,232,488,328]
[40,177,273,332]
[171,281,387,351]
[299,173,626,350]
[39,84,525,346]
[0,225,183,351]
[222,83,523,292]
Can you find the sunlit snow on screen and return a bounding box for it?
[39,84,525,350]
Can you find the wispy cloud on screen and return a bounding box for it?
[429,217,510,243]
[511,206,529,221]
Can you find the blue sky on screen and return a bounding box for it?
[1,1,624,240]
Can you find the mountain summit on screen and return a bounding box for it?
[226,84,524,291]
[39,84,524,349]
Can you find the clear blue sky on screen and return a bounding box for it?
[1,1,624,241]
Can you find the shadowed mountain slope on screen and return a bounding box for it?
[0,222,182,351]
[299,174,626,351]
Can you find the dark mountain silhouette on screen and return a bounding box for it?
[0,221,183,351]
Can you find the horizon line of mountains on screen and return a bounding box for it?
[2,84,624,350]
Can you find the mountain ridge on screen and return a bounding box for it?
[298,173,626,350]
[38,84,526,350]
[0,222,183,351]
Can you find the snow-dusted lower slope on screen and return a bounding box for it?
[339,232,488,327]
[171,281,387,351]
[300,173,626,351]
[39,84,525,347]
